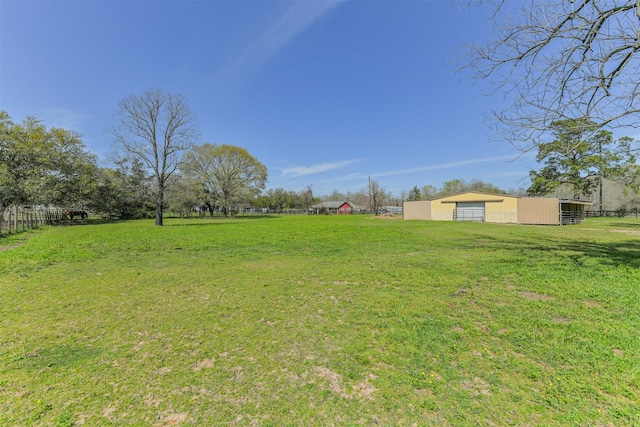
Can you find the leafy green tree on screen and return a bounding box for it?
[164,174,202,217]
[182,144,267,217]
[439,179,466,196]
[0,111,98,215]
[0,112,30,212]
[407,186,422,201]
[257,188,287,212]
[89,159,155,219]
[466,179,505,195]
[36,127,100,208]
[527,119,636,210]
[420,185,439,200]
[266,188,296,212]
[437,179,504,197]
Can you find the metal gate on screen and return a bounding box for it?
[454,202,485,221]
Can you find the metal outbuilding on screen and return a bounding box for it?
[403,192,591,225]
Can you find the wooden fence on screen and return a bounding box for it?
[0,207,66,235]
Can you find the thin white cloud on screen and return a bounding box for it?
[280,159,361,177]
[371,154,535,178]
[233,1,344,70]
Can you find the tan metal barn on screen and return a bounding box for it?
[403,192,591,225]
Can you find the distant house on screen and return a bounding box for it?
[310,201,354,215]
[404,192,591,225]
[383,206,403,214]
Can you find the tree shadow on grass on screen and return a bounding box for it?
[581,219,640,230]
[10,345,103,370]
[556,239,640,268]
[163,215,282,226]
[474,234,640,269]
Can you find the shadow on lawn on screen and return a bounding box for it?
[55,216,282,228]
[490,235,640,269]
[163,215,282,226]
[10,345,103,370]
[597,222,640,230]
[557,239,640,268]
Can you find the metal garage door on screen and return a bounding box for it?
[455,202,485,221]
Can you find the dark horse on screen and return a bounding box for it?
[65,210,88,221]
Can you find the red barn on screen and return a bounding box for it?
[310,201,354,215]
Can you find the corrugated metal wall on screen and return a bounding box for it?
[403,201,431,220]
[431,199,456,220]
[517,198,560,225]
[485,197,518,223]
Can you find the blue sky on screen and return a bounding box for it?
[0,0,540,196]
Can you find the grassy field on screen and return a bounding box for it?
[1,215,639,426]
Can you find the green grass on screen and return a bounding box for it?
[1,215,639,426]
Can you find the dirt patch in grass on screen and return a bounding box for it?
[192,358,215,371]
[156,412,188,426]
[102,406,116,419]
[518,291,555,301]
[461,377,492,396]
[314,366,345,395]
[314,366,377,400]
[353,377,378,400]
[373,214,399,220]
[584,300,602,308]
[611,229,640,236]
[0,241,25,252]
[583,227,640,236]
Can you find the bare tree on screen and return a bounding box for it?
[368,177,387,215]
[300,185,315,212]
[466,1,640,150]
[111,88,198,225]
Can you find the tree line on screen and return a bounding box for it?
[0,114,273,222]
[4,103,637,223]
[0,87,519,225]
[3,80,638,225]
[0,106,514,222]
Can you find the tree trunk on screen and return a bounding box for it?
[155,181,164,226]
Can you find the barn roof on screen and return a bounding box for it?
[432,192,592,205]
[432,191,515,203]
